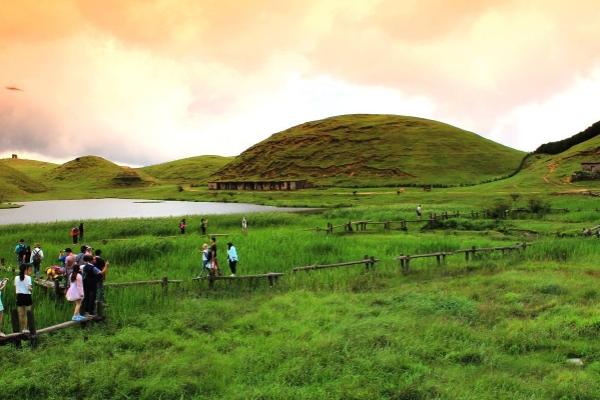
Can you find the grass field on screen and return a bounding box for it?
[1,193,599,399]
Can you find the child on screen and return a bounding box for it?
[0,277,7,336]
[179,218,187,234]
[65,265,85,321]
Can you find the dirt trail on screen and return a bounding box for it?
[543,162,560,185]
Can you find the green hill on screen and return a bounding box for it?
[0,163,47,197]
[520,135,599,187]
[211,114,525,187]
[141,155,233,184]
[48,156,152,188]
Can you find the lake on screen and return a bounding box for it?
[0,199,312,225]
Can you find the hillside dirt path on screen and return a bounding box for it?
[543,161,560,185]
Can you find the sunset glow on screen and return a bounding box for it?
[1,0,599,165]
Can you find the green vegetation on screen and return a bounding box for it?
[141,155,233,184]
[535,119,600,155]
[1,193,600,399]
[212,114,525,186]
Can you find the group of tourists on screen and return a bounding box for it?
[0,238,110,336]
[200,236,239,277]
[15,239,45,278]
[179,216,248,236]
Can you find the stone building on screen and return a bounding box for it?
[582,162,600,173]
[208,180,312,191]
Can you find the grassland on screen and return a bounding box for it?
[140,155,234,183]
[1,192,600,399]
[212,114,525,186]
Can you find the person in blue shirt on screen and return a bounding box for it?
[227,242,238,277]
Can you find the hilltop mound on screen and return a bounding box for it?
[141,155,233,184]
[0,163,47,196]
[211,114,525,186]
[49,156,151,187]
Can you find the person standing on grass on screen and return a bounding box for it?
[75,245,87,266]
[70,226,79,244]
[94,249,108,303]
[416,204,423,219]
[15,239,27,264]
[241,217,248,235]
[0,277,8,337]
[201,243,210,276]
[65,265,85,321]
[200,218,208,236]
[227,242,238,277]
[15,263,33,332]
[210,236,219,275]
[179,218,187,234]
[81,255,104,317]
[79,222,85,242]
[30,243,44,279]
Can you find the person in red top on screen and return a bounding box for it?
[70,226,79,244]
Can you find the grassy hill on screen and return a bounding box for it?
[0,162,47,197]
[475,134,600,193]
[141,155,233,184]
[48,156,153,188]
[211,114,525,187]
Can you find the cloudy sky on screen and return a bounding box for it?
[1,0,599,166]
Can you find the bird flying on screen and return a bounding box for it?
[5,86,23,91]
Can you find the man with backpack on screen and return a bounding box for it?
[81,255,105,317]
[30,243,44,279]
[15,239,27,264]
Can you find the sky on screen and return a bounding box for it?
[1,0,599,166]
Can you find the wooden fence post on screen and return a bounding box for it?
[27,309,37,348]
[10,309,21,348]
[161,276,168,295]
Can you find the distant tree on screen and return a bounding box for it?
[534,121,600,155]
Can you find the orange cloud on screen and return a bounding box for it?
[1,0,599,164]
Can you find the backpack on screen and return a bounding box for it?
[32,249,42,263]
[16,243,25,255]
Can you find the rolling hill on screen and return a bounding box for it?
[211,114,526,186]
[0,162,47,197]
[48,156,153,188]
[141,155,233,184]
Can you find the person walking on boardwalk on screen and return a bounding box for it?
[15,263,33,332]
[81,255,104,317]
[30,243,44,279]
[70,226,80,244]
[15,239,27,264]
[416,204,423,219]
[79,222,85,242]
[241,217,248,235]
[227,242,238,277]
[179,218,187,234]
[0,277,7,336]
[65,264,85,321]
[200,218,208,236]
[209,236,219,275]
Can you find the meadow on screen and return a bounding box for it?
[1,193,599,399]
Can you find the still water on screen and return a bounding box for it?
[0,198,310,225]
